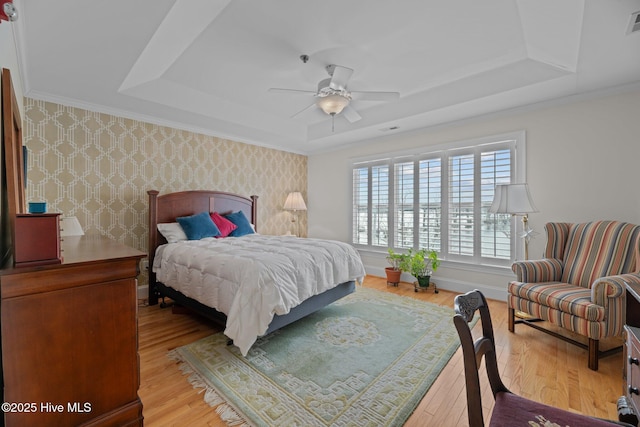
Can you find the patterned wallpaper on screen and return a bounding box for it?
[22,98,308,256]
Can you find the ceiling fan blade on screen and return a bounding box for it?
[329,65,354,91]
[268,88,316,95]
[350,91,400,101]
[341,105,362,123]
[291,102,317,119]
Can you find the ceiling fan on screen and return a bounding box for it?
[268,64,399,125]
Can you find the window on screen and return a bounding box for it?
[394,160,414,248]
[351,132,524,266]
[353,163,389,246]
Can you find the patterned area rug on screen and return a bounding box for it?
[169,286,465,427]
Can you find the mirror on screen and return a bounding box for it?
[2,67,26,266]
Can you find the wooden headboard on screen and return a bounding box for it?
[147,189,258,304]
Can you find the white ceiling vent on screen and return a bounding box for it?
[627,11,640,35]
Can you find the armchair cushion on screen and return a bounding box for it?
[508,281,604,322]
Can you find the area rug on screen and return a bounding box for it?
[169,286,467,427]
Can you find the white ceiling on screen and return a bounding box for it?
[11,0,640,154]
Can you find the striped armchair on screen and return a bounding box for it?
[508,220,640,370]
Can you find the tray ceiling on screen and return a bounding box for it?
[12,0,640,154]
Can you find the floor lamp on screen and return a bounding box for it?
[283,192,307,237]
[489,183,538,260]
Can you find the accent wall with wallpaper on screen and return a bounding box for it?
[22,98,308,261]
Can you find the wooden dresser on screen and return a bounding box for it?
[0,235,145,426]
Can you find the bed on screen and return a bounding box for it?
[147,189,365,355]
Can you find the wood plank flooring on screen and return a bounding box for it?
[138,276,624,426]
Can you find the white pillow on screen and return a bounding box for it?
[157,222,188,243]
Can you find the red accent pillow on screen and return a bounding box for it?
[210,212,237,237]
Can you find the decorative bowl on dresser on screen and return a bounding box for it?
[0,235,145,426]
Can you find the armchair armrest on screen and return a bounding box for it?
[511,258,563,283]
[591,273,640,306]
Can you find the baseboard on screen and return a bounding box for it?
[432,277,507,301]
[365,265,508,302]
[137,284,148,301]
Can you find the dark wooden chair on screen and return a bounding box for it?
[453,290,634,427]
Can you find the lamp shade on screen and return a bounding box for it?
[316,94,350,115]
[283,192,307,211]
[489,183,538,215]
[60,216,85,236]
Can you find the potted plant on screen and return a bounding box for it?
[385,248,403,285]
[399,248,440,288]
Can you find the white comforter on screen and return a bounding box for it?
[153,234,365,355]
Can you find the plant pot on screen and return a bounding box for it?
[416,275,431,288]
[385,267,402,285]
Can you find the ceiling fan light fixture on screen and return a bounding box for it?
[316,94,350,115]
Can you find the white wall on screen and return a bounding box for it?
[308,88,640,301]
[0,16,24,115]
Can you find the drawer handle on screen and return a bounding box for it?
[630,356,640,366]
[629,386,640,395]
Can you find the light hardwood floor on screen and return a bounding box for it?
[138,276,624,426]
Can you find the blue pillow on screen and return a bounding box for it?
[176,212,220,240]
[224,211,255,237]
